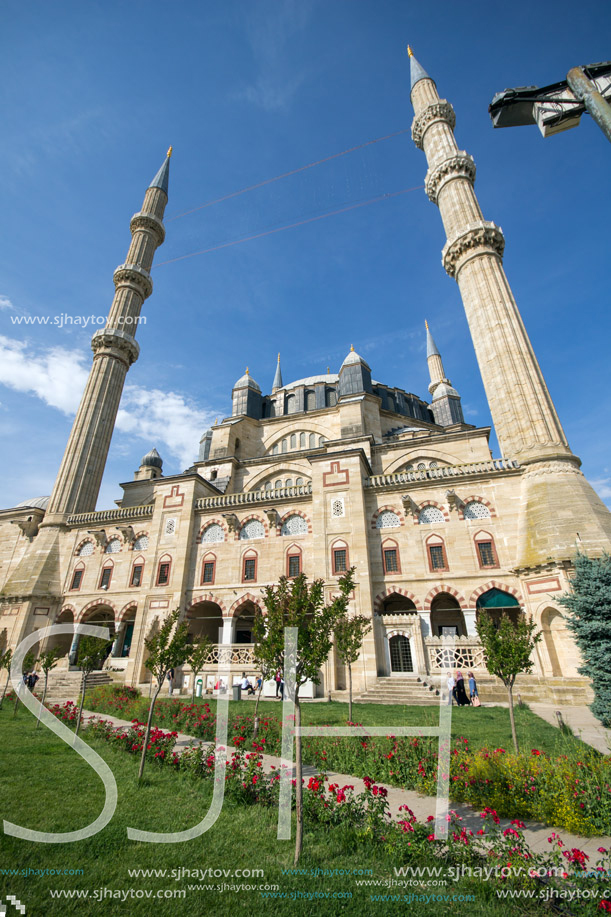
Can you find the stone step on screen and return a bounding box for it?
[45,671,112,700]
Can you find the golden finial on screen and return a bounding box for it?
[407,45,414,57]
[350,344,355,352]
[214,417,218,426]
[277,353,281,362]
[167,146,173,158]
[425,319,429,330]
[245,366,249,375]
[327,366,330,374]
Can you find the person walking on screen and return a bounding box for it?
[446,671,455,705]
[468,671,480,706]
[454,670,469,706]
[26,671,39,692]
[166,668,175,696]
[275,669,282,698]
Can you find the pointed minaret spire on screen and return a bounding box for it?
[44,154,170,521]
[424,321,464,426]
[407,46,432,93]
[148,147,172,195]
[272,353,283,392]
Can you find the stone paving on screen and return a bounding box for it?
[74,704,610,858]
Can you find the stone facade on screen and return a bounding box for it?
[0,56,608,703]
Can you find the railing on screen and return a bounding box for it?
[366,459,520,489]
[186,643,255,666]
[67,505,154,526]
[424,637,487,671]
[196,483,312,510]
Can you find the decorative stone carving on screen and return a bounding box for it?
[442,221,505,278]
[411,100,455,150]
[401,493,417,514]
[425,151,476,204]
[112,262,153,299]
[129,211,165,246]
[115,524,136,546]
[222,513,239,534]
[522,459,583,478]
[11,518,39,541]
[264,507,278,527]
[445,489,463,510]
[87,528,107,547]
[91,328,140,367]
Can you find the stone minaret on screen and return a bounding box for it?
[425,320,464,426]
[408,48,611,566]
[44,151,171,524]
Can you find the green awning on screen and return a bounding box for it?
[476,588,520,608]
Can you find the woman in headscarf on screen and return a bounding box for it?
[454,670,469,706]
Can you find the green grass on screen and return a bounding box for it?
[86,691,591,758]
[0,707,552,917]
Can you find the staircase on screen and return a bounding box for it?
[44,670,113,703]
[354,676,442,705]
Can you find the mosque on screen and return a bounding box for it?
[1,50,609,703]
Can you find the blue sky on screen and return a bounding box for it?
[1,0,610,511]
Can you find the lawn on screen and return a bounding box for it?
[0,707,563,917]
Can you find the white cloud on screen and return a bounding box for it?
[592,476,611,503]
[0,335,216,468]
[0,296,15,311]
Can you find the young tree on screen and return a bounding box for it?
[187,636,213,704]
[13,650,37,718]
[75,636,108,737]
[558,552,611,727]
[253,569,355,865]
[36,648,62,729]
[476,611,541,753]
[0,649,13,710]
[334,605,371,723]
[139,608,191,781]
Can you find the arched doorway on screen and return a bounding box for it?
[74,606,115,667]
[186,601,224,643]
[234,601,257,644]
[380,594,417,615]
[389,634,413,673]
[46,609,74,661]
[541,607,577,676]
[114,608,137,659]
[430,594,466,636]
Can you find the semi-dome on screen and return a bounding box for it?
[141,447,163,469]
[16,496,50,510]
[233,368,261,392]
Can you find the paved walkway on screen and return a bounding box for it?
[77,707,610,857]
[530,703,611,756]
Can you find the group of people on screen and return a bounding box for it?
[240,672,281,696]
[22,671,39,691]
[446,670,480,706]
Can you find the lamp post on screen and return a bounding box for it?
[489,61,611,143]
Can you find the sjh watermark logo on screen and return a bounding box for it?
[10,314,145,329]
[0,895,27,915]
[6,623,454,845]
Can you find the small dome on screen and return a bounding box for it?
[16,496,50,510]
[141,447,163,469]
[233,368,261,392]
[340,346,370,370]
[432,382,460,401]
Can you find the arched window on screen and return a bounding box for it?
[319,437,326,447]
[290,434,297,449]
[326,388,337,407]
[474,531,499,568]
[156,555,172,586]
[382,538,401,574]
[281,439,288,453]
[265,481,273,492]
[281,515,308,536]
[418,506,446,524]
[130,556,145,587]
[295,477,304,487]
[389,635,413,672]
[105,538,121,554]
[239,519,265,541]
[133,535,149,551]
[70,563,85,591]
[201,552,216,585]
[305,390,316,411]
[476,588,520,625]
[309,433,316,449]
[376,510,401,529]
[201,523,224,544]
[78,541,94,557]
[242,550,257,582]
[272,444,279,455]
[331,539,349,575]
[285,478,293,488]
[286,394,296,414]
[99,561,114,589]
[275,479,283,490]
[464,500,491,520]
[425,534,448,572]
[299,433,306,449]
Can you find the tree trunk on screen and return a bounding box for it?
[138,681,162,782]
[294,695,303,866]
[348,663,353,724]
[0,672,10,709]
[36,674,49,729]
[507,682,519,754]
[253,681,263,741]
[75,671,88,738]
[12,680,22,718]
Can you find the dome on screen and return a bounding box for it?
[340,346,370,371]
[141,447,163,469]
[233,368,261,392]
[432,382,460,401]
[16,496,50,510]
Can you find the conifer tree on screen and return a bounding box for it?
[558,552,611,727]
